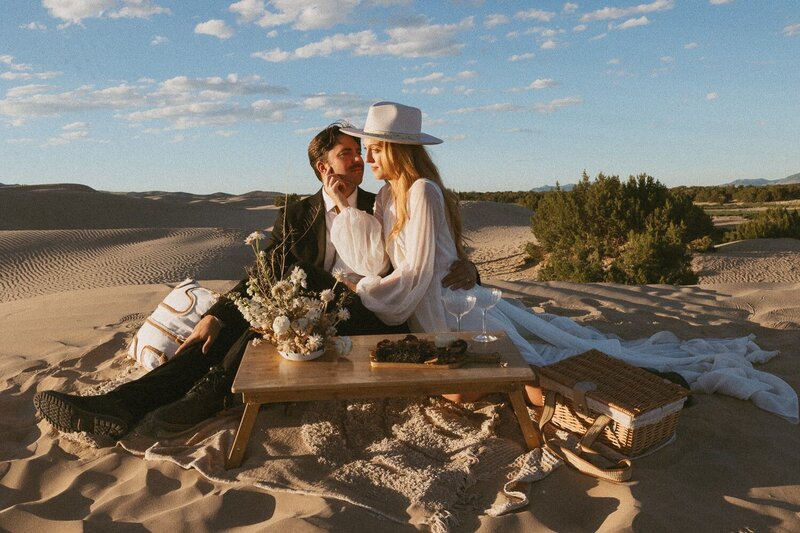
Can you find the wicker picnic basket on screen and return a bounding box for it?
[537,349,690,458]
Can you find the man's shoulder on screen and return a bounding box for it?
[284,190,322,215]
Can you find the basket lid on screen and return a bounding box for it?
[538,349,690,418]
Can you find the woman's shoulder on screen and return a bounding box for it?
[410,178,443,199]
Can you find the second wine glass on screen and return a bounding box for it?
[473,288,502,342]
[442,289,476,333]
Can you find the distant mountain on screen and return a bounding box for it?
[724,173,800,186]
[725,178,773,186]
[531,183,575,192]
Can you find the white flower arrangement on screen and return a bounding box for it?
[233,230,352,356]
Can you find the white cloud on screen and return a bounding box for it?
[302,92,371,120]
[540,39,559,49]
[610,16,651,30]
[0,71,61,80]
[403,70,475,85]
[529,78,559,89]
[0,55,33,70]
[515,9,556,22]
[421,87,444,95]
[784,24,800,37]
[607,58,620,64]
[573,24,588,32]
[0,57,62,80]
[706,92,719,100]
[20,22,47,30]
[563,3,579,14]
[709,0,733,5]
[241,0,360,31]
[403,72,445,84]
[44,121,90,146]
[109,0,171,19]
[484,14,509,28]
[534,96,583,113]
[0,74,293,130]
[449,103,524,114]
[195,20,234,40]
[150,35,168,45]
[581,0,673,22]
[661,55,674,62]
[508,52,535,62]
[229,0,267,23]
[684,42,699,49]
[251,48,292,62]
[42,0,170,24]
[252,17,474,61]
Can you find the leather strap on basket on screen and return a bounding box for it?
[539,390,633,483]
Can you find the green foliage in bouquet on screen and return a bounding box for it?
[531,173,714,285]
[725,208,800,241]
[232,231,352,356]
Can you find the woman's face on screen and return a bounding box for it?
[365,140,390,181]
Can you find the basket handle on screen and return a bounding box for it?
[539,390,633,483]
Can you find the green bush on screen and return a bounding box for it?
[523,242,545,265]
[725,208,800,241]
[532,173,713,285]
[274,193,301,207]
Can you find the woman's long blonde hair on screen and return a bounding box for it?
[378,140,466,259]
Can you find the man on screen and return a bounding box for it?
[34,121,479,440]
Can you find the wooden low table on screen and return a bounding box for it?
[225,331,542,469]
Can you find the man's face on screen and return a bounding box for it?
[318,134,364,197]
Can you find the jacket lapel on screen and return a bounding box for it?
[306,191,327,267]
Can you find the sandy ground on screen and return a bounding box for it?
[1,184,798,532]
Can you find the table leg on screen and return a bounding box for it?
[508,386,542,450]
[225,402,261,469]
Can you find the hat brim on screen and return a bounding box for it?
[339,127,443,145]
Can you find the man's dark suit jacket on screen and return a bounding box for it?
[205,187,376,329]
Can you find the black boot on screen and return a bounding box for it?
[34,390,134,440]
[151,365,234,433]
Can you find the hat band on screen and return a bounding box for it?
[362,129,422,141]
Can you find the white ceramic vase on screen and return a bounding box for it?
[278,348,325,362]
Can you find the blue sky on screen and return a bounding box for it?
[1,1,798,195]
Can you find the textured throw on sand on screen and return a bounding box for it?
[120,396,562,532]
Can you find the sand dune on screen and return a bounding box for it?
[0,228,251,302]
[692,238,800,284]
[1,184,798,532]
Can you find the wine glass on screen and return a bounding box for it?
[442,289,476,333]
[473,288,502,342]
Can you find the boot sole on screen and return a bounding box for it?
[34,391,129,439]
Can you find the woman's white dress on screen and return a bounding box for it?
[331,179,798,423]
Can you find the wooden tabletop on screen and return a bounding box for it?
[232,331,535,401]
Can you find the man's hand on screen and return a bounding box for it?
[322,170,350,212]
[441,259,479,290]
[175,315,223,356]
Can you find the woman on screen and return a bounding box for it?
[327,101,797,422]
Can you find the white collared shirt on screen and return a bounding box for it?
[321,188,358,275]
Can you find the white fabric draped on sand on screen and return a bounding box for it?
[331,180,799,424]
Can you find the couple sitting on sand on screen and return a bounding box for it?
[35,101,798,441]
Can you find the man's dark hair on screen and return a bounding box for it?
[307,121,360,181]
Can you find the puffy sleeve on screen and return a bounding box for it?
[354,180,441,325]
[330,206,391,277]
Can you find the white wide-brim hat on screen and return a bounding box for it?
[340,101,443,145]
